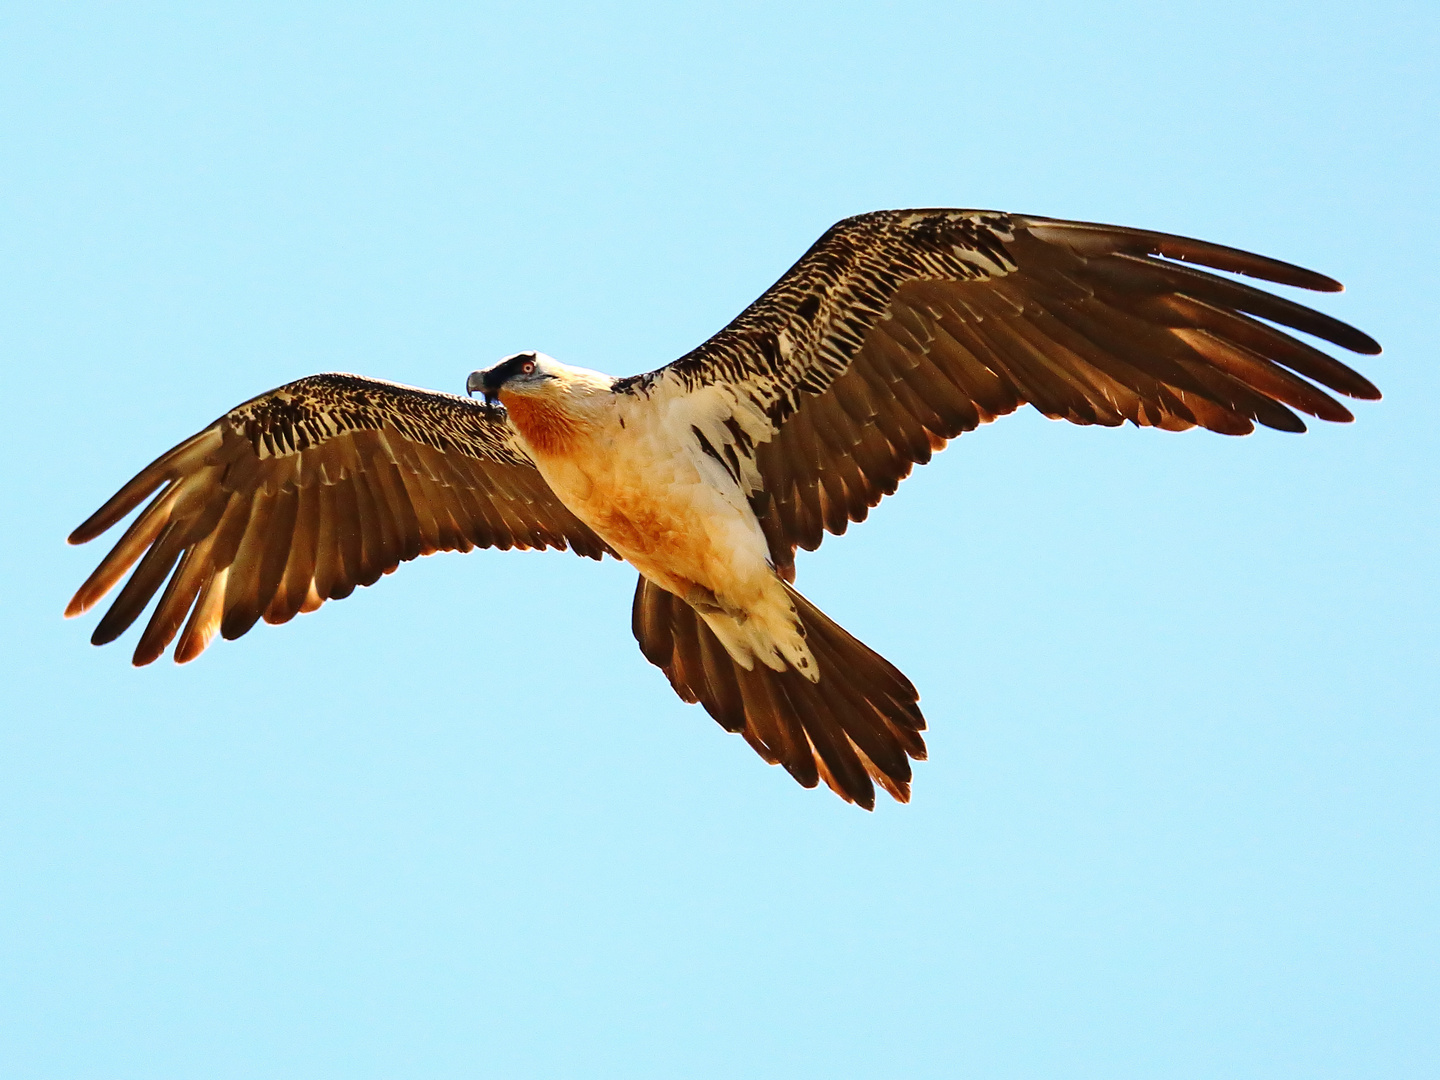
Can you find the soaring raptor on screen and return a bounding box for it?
[66,209,1381,808]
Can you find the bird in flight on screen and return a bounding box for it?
[66,209,1381,808]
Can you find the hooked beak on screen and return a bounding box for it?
[466,370,500,407]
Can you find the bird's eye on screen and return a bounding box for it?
[522,361,535,374]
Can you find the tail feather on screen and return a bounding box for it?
[631,576,927,808]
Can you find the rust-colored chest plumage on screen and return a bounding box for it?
[498,392,586,458]
[499,389,768,606]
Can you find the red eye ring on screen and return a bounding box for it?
[521,361,535,374]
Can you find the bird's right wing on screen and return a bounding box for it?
[67,373,612,665]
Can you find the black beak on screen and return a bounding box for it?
[466,370,500,406]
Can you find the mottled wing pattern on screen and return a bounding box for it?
[617,210,1382,577]
[67,373,612,665]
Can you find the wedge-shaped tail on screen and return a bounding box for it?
[632,576,927,808]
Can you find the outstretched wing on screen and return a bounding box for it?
[615,210,1382,578]
[633,576,926,809]
[67,373,612,665]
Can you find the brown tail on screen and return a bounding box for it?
[631,576,927,808]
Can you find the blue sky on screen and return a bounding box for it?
[2,2,1436,1077]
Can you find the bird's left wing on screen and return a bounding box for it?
[67,373,612,665]
[614,209,1382,579]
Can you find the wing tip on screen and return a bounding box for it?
[1353,333,1383,357]
[173,635,208,665]
[89,623,122,648]
[68,518,114,546]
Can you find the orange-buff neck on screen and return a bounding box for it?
[500,392,586,457]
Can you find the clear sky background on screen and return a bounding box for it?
[2,2,1436,1077]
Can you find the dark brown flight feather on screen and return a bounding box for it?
[618,209,1381,579]
[67,374,612,666]
[631,576,925,808]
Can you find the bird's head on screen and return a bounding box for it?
[466,352,614,413]
[466,351,561,407]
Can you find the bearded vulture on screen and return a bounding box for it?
[66,209,1382,808]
